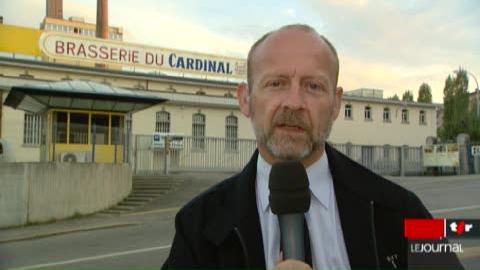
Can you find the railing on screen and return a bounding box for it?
[332,143,424,176]
[133,135,257,175]
[133,135,426,176]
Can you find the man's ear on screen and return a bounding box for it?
[237,82,251,118]
[332,86,343,120]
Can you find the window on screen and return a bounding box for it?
[344,104,352,119]
[383,108,390,122]
[155,111,170,133]
[192,113,205,150]
[419,110,426,125]
[53,111,67,143]
[70,113,89,144]
[91,114,109,145]
[23,113,42,145]
[111,115,124,145]
[225,115,238,151]
[402,109,409,124]
[364,106,372,121]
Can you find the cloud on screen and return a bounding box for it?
[0,0,44,27]
[109,3,252,58]
[282,8,297,18]
[299,0,480,102]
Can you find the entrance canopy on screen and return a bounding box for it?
[4,80,167,113]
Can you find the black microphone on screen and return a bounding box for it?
[269,161,310,261]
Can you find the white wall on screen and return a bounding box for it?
[0,162,132,228]
[1,94,41,162]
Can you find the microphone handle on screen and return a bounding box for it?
[278,213,305,261]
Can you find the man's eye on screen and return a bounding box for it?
[268,80,282,87]
[306,82,323,92]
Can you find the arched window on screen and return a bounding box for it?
[383,108,390,122]
[402,109,409,124]
[364,106,372,121]
[155,110,170,133]
[225,115,238,151]
[344,104,352,119]
[192,113,206,150]
[419,110,426,125]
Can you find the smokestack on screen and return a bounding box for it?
[96,0,108,39]
[46,0,63,19]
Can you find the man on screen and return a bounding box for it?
[163,24,463,269]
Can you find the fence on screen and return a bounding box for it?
[133,135,257,175]
[132,134,424,176]
[332,143,423,176]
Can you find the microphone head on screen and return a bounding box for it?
[268,161,310,215]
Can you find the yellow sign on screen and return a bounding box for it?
[0,24,42,56]
[39,32,247,79]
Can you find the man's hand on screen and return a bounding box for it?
[273,259,312,270]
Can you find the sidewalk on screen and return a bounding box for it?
[2,172,477,244]
[0,171,234,244]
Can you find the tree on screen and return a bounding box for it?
[438,68,480,141]
[417,83,432,103]
[402,90,414,102]
[438,75,455,140]
[388,94,400,101]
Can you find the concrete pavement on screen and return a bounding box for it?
[1,172,479,265]
[0,171,233,244]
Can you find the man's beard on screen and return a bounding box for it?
[251,108,333,161]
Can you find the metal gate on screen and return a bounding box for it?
[133,135,425,176]
[133,135,257,175]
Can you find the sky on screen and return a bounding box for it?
[1,0,479,103]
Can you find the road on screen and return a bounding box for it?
[0,174,479,269]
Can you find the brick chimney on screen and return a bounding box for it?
[46,0,63,19]
[96,0,108,39]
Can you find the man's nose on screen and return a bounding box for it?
[281,83,305,110]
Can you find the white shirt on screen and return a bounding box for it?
[255,152,351,270]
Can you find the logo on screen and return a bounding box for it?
[450,221,473,236]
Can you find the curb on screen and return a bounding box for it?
[122,206,180,217]
[0,222,141,244]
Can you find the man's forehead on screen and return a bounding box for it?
[251,30,337,77]
[255,28,328,55]
[252,29,336,67]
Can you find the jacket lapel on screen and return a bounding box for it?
[203,151,266,268]
[326,144,379,268]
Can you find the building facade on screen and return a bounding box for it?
[0,14,439,163]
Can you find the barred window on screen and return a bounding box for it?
[192,113,205,150]
[155,111,170,133]
[419,110,426,125]
[383,108,390,122]
[402,109,409,124]
[225,115,238,151]
[364,106,372,121]
[23,113,42,145]
[344,104,352,119]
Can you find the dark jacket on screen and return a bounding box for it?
[162,144,463,269]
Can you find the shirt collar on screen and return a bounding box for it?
[256,152,332,213]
